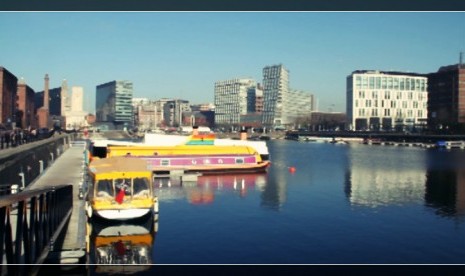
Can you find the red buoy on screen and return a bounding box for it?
[289,166,296,173]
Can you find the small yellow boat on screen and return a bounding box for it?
[86,157,159,221]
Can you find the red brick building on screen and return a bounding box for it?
[427,63,465,132]
[17,80,37,129]
[0,66,18,127]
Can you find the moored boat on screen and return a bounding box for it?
[90,133,271,174]
[86,157,159,221]
[89,132,270,161]
[107,145,270,174]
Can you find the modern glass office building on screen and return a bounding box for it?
[346,70,428,131]
[96,80,133,129]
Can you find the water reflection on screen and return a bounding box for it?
[345,145,465,219]
[425,169,465,217]
[345,147,427,207]
[154,173,268,204]
[88,215,158,273]
[260,141,294,210]
[424,149,465,217]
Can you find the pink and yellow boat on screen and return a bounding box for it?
[99,133,271,174]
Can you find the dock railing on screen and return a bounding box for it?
[0,184,73,276]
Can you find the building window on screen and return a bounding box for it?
[384,91,390,100]
[369,77,375,89]
[366,99,371,107]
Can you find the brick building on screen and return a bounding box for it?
[427,63,465,133]
[0,66,18,127]
[16,79,37,129]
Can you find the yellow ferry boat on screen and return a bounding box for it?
[85,156,159,221]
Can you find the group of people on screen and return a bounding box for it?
[0,128,39,150]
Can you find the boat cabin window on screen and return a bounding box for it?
[96,179,114,198]
[133,177,151,198]
[115,178,131,196]
[235,158,244,164]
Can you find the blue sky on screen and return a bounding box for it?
[1,12,464,113]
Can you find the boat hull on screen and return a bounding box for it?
[93,208,152,221]
[150,161,270,174]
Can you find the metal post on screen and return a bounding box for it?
[39,160,44,173]
[18,173,25,190]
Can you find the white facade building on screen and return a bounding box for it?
[346,70,428,131]
[64,86,88,129]
[71,86,83,111]
[214,78,256,125]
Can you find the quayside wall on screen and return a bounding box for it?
[0,134,77,195]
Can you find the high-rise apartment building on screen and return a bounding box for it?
[427,63,465,131]
[262,64,289,126]
[247,83,264,113]
[262,64,314,128]
[346,70,428,131]
[96,80,134,129]
[214,78,256,125]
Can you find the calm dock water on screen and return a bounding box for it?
[87,139,465,270]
